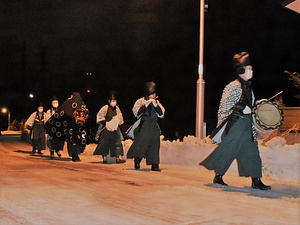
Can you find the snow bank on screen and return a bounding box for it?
[258,138,300,181]
[84,135,300,182]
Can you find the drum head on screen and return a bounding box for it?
[253,101,284,130]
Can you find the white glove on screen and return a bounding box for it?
[243,106,252,114]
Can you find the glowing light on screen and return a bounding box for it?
[29,94,34,98]
[1,108,8,113]
[1,108,10,130]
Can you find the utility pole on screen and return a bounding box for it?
[195,0,206,138]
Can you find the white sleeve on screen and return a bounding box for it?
[26,112,36,127]
[96,105,108,124]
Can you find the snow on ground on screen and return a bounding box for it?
[83,135,300,183]
[1,135,299,225]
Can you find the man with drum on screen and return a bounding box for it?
[200,52,271,190]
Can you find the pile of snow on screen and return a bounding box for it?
[84,135,300,182]
[1,130,22,135]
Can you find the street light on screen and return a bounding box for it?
[1,108,11,130]
[195,0,206,138]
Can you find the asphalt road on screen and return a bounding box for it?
[0,135,299,225]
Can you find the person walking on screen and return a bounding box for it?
[200,52,271,190]
[45,96,65,158]
[26,104,46,155]
[45,92,90,162]
[93,91,126,164]
[127,82,165,171]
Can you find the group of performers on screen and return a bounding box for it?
[26,93,90,162]
[25,51,271,190]
[25,81,165,171]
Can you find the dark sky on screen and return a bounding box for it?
[0,0,299,139]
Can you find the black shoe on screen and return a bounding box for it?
[251,178,271,190]
[32,148,37,154]
[134,157,141,170]
[213,174,228,186]
[56,150,61,157]
[72,155,81,162]
[37,150,43,155]
[151,164,161,172]
[116,158,126,164]
[50,150,54,158]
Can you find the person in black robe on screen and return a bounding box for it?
[45,92,91,162]
[45,96,65,158]
[26,104,46,154]
[93,91,126,164]
[200,52,271,190]
[127,82,165,171]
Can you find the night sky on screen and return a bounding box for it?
[0,0,299,139]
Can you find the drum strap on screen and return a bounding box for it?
[238,77,252,108]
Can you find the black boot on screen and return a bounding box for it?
[151,164,161,172]
[251,178,271,190]
[50,150,54,158]
[134,157,141,170]
[71,155,80,162]
[32,148,37,154]
[213,174,228,186]
[56,150,61,157]
[37,150,43,155]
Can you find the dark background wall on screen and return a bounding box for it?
[0,0,299,139]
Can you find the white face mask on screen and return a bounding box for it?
[52,103,59,108]
[244,69,253,80]
[110,101,117,107]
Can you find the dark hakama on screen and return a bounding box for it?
[31,122,46,151]
[93,129,124,157]
[200,115,262,178]
[48,138,64,151]
[127,117,160,165]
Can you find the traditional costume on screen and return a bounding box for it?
[93,92,126,164]
[26,104,46,154]
[200,52,271,190]
[127,82,165,171]
[45,96,65,158]
[45,92,90,162]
